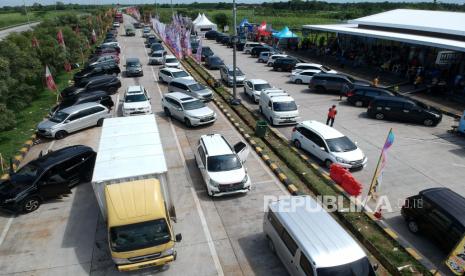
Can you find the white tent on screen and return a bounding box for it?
[192,13,202,25]
[194,13,217,34]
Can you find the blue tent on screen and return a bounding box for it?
[239,18,253,32]
[272,26,299,39]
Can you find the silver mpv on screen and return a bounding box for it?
[37,102,111,139]
[168,78,213,102]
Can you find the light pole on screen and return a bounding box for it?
[230,0,240,105]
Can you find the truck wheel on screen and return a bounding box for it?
[55,130,67,140]
[21,196,41,213]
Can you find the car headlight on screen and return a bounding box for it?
[209,179,219,187]
[112,257,131,265]
[336,157,349,164]
[160,248,174,257]
[241,174,248,184]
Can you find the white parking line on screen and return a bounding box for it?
[143,45,224,276]
[0,216,14,247]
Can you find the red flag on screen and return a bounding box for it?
[64,61,72,72]
[57,29,66,48]
[45,65,57,91]
[31,37,39,48]
[91,29,97,44]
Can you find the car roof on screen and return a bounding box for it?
[372,95,410,102]
[126,85,144,94]
[315,72,346,78]
[85,74,115,82]
[165,54,176,59]
[296,69,321,74]
[162,67,185,73]
[296,63,323,67]
[28,145,94,170]
[420,188,465,227]
[353,85,391,92]
[126,58,140,63]
[299,120,344,139]
[60,102,105,113]
[248,79,269,85]
[200,134,233,157]
[166,92,196,102]
[269,196,367,268]
[271,95,294,102]
[75,91,108,100]
[171,78,197,85]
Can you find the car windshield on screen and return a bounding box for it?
[166,58,178,63]
[125,93,147,102]
[172,71,189,78]
[228,68,244,76]
[254,83,271,91]
[207,154,242,172]
[203,47,213,56]
[182,100,205,110]
[317,257,375,276]
[16,163,39,178]
[152,52,163,57]
[188,83,206,91]
[321,65,331,72]
[273,101,297,111]
[110,219,171,252]
[326,136,357,152]
[152,45,163,51]
[49,111,69,123]
[127,61,140,67]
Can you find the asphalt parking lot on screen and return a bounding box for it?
[203,38,465,274]
[0,17,290,275]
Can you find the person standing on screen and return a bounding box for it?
[326,105,337,127]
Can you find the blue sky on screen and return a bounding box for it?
[1,0,464,6]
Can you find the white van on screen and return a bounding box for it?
[243,42,262,54]
[264,196,377,276]
[259,89,299,126]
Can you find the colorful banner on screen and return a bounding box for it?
[368,128,395,197]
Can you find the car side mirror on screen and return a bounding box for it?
[175,233,182,242]
[320,147,326,151]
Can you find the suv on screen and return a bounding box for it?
[272,57,298,72]
[244,79,272,103]
[289,69,321,84]
[162,92,216,127]
[0,145,96,213]
[73,64,121,84]
[168,78,213,101]
[142,27,151,38]
[74,75,121,94]
[308,73,370,93]
[148,50,166,65]
[201,46,214,61]
[367,96,442,126]
[220,65,246,87]
[292,63,337,74]
[125,25,135,36]
[259,89,299,126]
[37,102,111,139]
[205,55,224,70]
[158,67,192,83]
[194,134,251,197]
[85,55,119,67]
[163,54,180,68]
[205,30,219,40]
[145,35,161,47]
[50,91,113,116]
[291,120,367,169]
[251,45,273,57]
[125,58,143,77]
[346,86,395,107]
[122,85,152,116]
[150,43,164,54]
[401,188,465,252]
[243,42,262,54]
[267,54,289,67]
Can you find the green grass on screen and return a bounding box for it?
[0,72,73,172]
[0,10,92,29]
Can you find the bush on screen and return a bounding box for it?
[0,104,16,131]
[213,12,229,29]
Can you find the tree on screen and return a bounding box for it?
[0,104,16,131]
[213,13,229,30]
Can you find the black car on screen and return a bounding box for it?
[125,58,143,77]
[220,35,231,45]
[201,46,214,61]
[346,86,395,107]
[401,188,465,252]
[133,22,142,29]
[74,75,121,94]
[236,42,245,51]
[0,145,96,213]
[191,41,199,54]
[215,33,227,43]
[205,30,219,40]
[272,57,299,72]
[146,35,162,47]
[105,33,115,40]
[150,43,164,54]
[73,63,121,84]
[367,96,442,126]
[205,55,224,70]
[97,44,120,53]
[104,37,117,43]
[251,46,272,57]
[50,91,114,116]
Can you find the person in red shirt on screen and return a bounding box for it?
[326,105,337,127]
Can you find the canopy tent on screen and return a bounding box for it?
[193,13,217,33]
[273,26,299,39]
[192,13,202,25]
[257,21,271,37]
[239,18,253,32]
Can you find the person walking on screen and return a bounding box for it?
[326,105,337,127]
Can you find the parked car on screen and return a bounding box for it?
[308,73,370,93]
[272,57,299,72]
[243,42,262,54]
[37,102,111,139]
[148,50,166,65]
[220,35,231,45]
[201,46,214,61]
[50,91,113,116]
[292,63,337,74]
[205,55,224,70]
[104,37,117,43]
[251,45,273,57]
[74,75,121,94]
[346,86,396,107]
[292,120,367,169]
[258,51,277,63]
[112,21,120,27]
[163,54,180,68]
[85,55,119,67]
[133,22,142,29]
[150,43,164,53]
[191,41,199,53]
[162,92,216,127]
[401,187,465,252]
[142,27,151,38]
[168,78,213,101]
[244,79,272,103]
[194,134,250,196]
[125,58,143,77]
[158,67,192,83]
[367,96,442,126]
[215,33,227,43]
[73,63,121,84]
[259,89,299,126]
[125,25,135,36]
[122,85,152,116]
[145,35,161,47]
[97,42,121,53]
[205,30,219,40]
[264,196,377,276]
[92,47,119,58]
[0,145,96,213]
[220,65,246,87]
[289,69,321,84]
[266,54,289,67]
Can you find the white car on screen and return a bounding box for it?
[194,134,251,197]
[149,50,165,65]
[158,67,193,83]
[291,120,367,169]
[121,85,152,116]
[112,22,120,27]
[163,54,180,68]
[220,65,246,87]
[267,54,289,66]
[243,42,262,54]
[244,79,273,103]
[259,89,300,126]
[289,69,321,84]
[162,92,216,127]
[292,63,338,75]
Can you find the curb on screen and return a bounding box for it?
[1,134,38,180]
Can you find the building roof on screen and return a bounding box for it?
[270,196,367,268]
[349,9,465,37]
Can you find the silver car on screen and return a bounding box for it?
[220,65,246,87]
[168,78,213,102]
[161,92,216,127]
[37,102,111,139]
